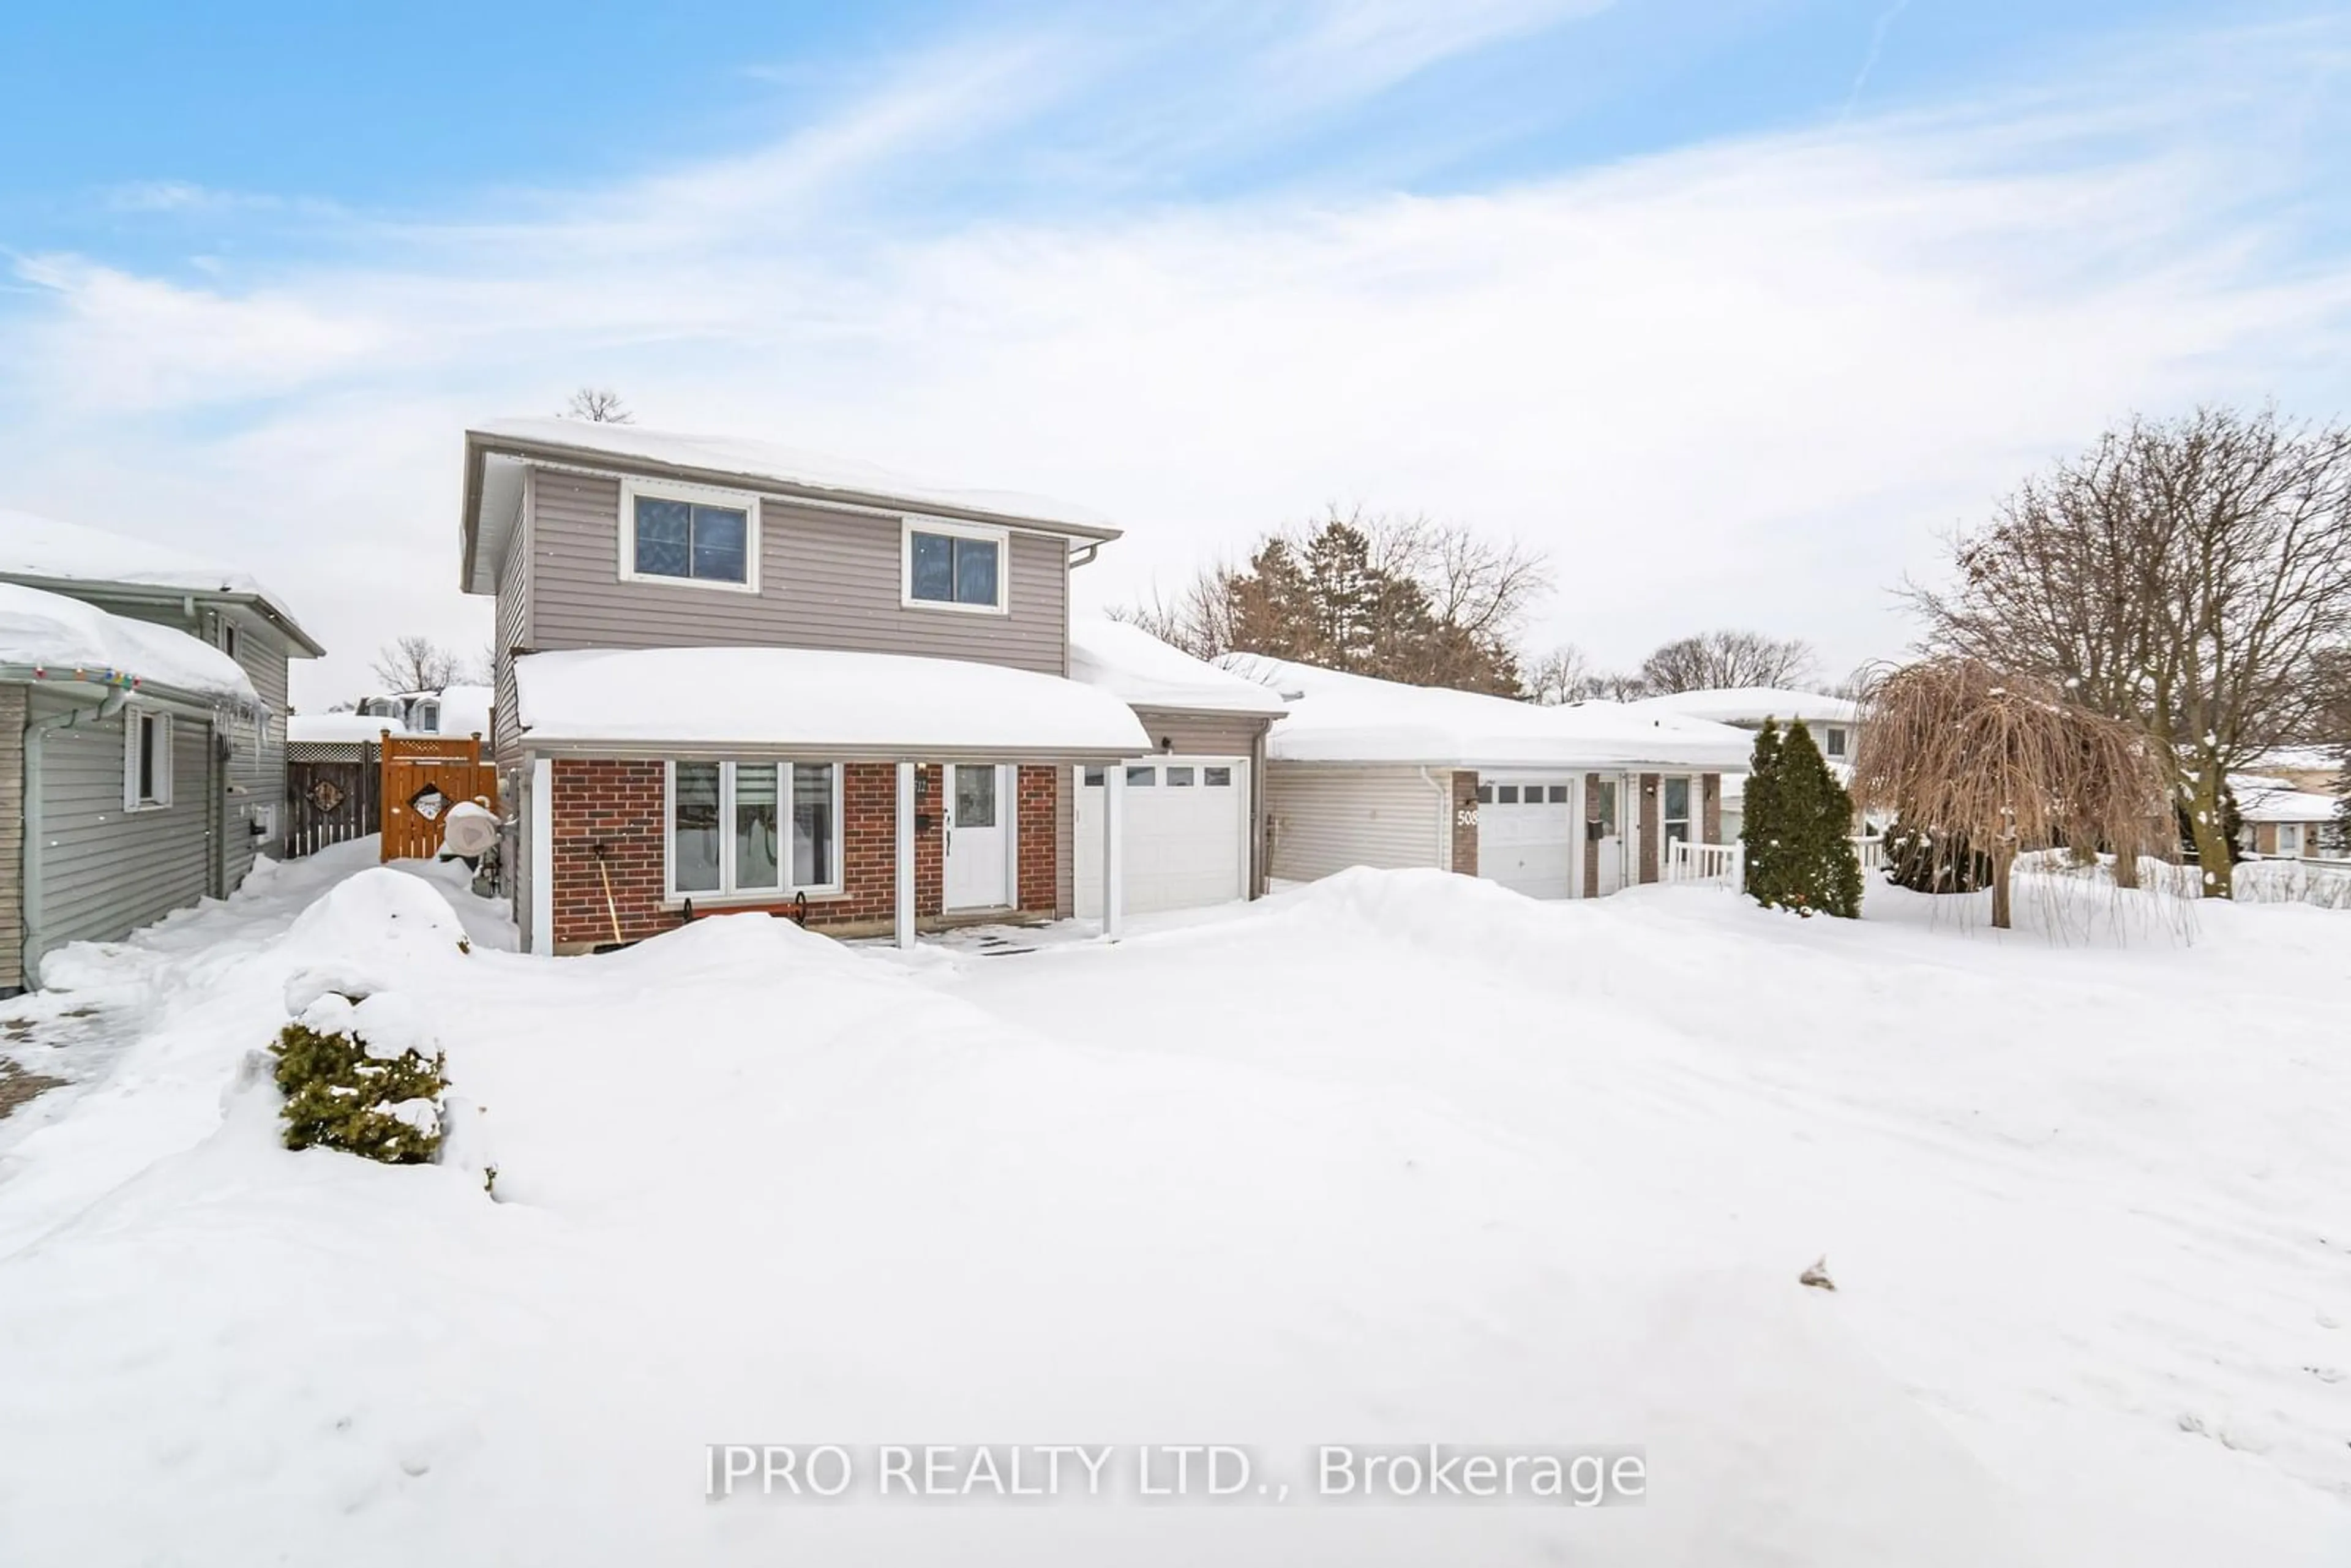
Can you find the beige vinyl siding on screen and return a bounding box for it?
[0,686,23,989]
[1263,762,1450,883]
[525,470,1069,674]
[81,595,287,893]
[492,472,531,767]
[31,693,214,964]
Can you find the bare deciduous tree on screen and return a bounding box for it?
[563,386,634,423]
[1638,629,1818,694]
[1853,659,2173,928]
[1521,645,1592,705]
[371,636,463,695]
[1907,407,2351,896]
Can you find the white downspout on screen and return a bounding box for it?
[1103,761,1126,941]
[1417,767,1453,872]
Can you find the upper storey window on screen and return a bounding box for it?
[902,518,1008,613]
[620,479,759,592]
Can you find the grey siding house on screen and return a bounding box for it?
[457,418,1271,953]
[0,508,322,992]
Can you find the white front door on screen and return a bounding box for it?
[1591,775,1627,896]
[945,763,1011,910]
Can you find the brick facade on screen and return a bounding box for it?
[1449,770,1479,877]
[1701,773,1722,847]
[547,757,1057,950]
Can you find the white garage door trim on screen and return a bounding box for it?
[1075,756,1250,920]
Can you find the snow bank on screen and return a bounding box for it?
[0,580,256,702]
[1070,620,1289,716]
[1220,654,1752,769]
[474,416,1113,531]
[0,505,309,638]
[516,645,1152,752]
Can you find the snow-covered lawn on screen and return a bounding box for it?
[1,850,2346,1565]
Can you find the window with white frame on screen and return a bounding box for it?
[124,710,173,809]
[1661,776,1693,848]
[2278,823,2303,857]
[902,519,1007,612]
[621,479,757,591]
[1824,726,1849,758]
[668,761,840,898]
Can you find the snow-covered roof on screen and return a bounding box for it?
[0,581,258,704]
[2231,774,2337,823]
[1626,686,1858,727]
[1068,620,1289,718]
[0,506,321,656]
[1218,655,1753,771]
[289,713,414,743]
[2244,745,2343,778]
[514,647,1152,757]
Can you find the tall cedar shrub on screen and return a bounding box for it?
[1740,719,1785,904]
[272,1017,449,1165]
[1747,719,1863,918]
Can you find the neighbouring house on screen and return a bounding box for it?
[2240,745,2344,798]
[288,684,495,749]
[2232,775,2341,860]
[460,418,1171,954]
[1067,620,1287,918]
[1625,686,1861,840]
[0,508,323,992]
[1218,655,1753,899]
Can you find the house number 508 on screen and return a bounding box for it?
[1455,807,1480,827]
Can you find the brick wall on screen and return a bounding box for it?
[547,758,1056,949]
[1701,773,1722,846]
[1582,775,1602,899]
[1449,770,1479,876]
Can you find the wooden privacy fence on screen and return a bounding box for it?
[283,740,384,859]
[380,734,498,861]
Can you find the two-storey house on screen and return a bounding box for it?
[0,507,322,992]
[460,418,1280,955]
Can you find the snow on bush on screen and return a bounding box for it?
[266,874,470,1165]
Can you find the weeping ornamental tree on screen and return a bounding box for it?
[1852,660,2173,928]
[1906,407,2351,897]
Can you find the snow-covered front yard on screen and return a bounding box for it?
[1,845,2346,1565]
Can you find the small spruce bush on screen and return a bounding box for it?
[1744,718,1863,919]
[271,1013,449,1165]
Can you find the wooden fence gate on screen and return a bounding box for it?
[380,735,500,861]
[283,741,383,858]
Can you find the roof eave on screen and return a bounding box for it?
[0,574,325,658]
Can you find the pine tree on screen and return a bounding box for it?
[1745,719,1863,918]
[1740,719,1783,905]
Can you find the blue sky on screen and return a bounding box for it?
[1,1,2346,700]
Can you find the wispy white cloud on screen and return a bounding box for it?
[0,12,2344,702]
[1840,0,1913,122]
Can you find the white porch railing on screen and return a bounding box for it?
[1664,839,1743,885]
[1664,834,1885,889]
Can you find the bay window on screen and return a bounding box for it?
[668,761,839,898]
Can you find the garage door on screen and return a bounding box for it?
[1074,757,1250,919]
[1477,778,1575,899]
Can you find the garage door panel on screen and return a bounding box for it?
[1076,757,1250,918]
[1478,778,1574,899]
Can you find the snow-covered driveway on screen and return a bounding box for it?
[0,855,2344,1566]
